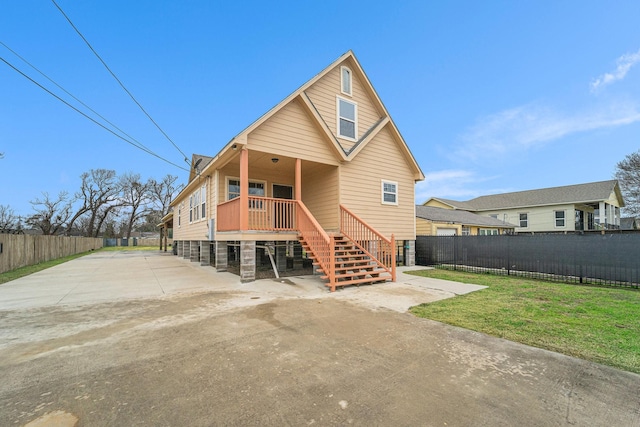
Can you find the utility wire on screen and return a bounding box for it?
[0,40,154,157]
[51,0,191,165]
[0,55,189,172]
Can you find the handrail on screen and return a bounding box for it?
[217,196,297,232]
[297,201,335,289]
[340,204,396,281]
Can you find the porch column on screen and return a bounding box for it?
[599,201,606,227]
[190,241,199,262]
[240,148,249,230]
[405,240,416,267]
[159,227,163,251]
[240,240,256,282]
[295,158,302,201]
[184,241,191,259]
[200,241,210,266]
[275,243,287,272]
[215,241,228,271]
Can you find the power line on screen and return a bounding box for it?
[0,40,155,158]
[0,55,190,172]
[51,0,191,165]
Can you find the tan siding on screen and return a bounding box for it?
[247,98,339,166]
[424,199,455,209]
[339,125,416,240]
[416,218,433,235]
[305,63,383,153]
[303,165,339,231]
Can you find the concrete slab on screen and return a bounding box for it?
[1,250,638,426]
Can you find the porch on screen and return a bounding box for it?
[215,196,398,291]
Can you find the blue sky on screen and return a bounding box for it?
[1,1,640,216]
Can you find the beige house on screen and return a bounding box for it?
[423,180,624,233]
[167,51,424,291]
[416,206,515,236]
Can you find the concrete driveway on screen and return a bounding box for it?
[0,250,638,426]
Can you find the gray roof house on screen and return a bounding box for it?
[424,180,625,233]
[416,205,516,236]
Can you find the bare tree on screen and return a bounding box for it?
[0,204,19,232]
[26,192,73,235]
[68,169,121,237]
[119,173,151,239]
[615,150,640,216]
[149,174,180,217]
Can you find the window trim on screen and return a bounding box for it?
[226,177,267,207]
[381,179,398,206]
[336,96,358,141]
[555,210,565,228]
[340,66,352,96]
[201,183,207,219]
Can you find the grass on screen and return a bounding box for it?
[407,269,640,374]
[0,246,161,285]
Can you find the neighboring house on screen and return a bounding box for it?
[424,180,624,233]
[167,51,425,291]
[415,205,516,236]
[620,217,640,230]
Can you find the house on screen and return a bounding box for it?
[167,51,425,291]
[423,180,624,233]
[415,205,516,236]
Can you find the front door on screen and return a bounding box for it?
[273,184,294,229]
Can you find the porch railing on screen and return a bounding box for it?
[297,201,334,286]
[340,204,396,281]
[217,197,297,232]
[217,198,240,231]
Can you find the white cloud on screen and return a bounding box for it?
[415,169,494,202]
[456,101,640,162]
[591,48,640,91]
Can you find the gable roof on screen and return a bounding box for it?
[430,180,624,212]
[425,197,477,211]
[212,50,424,180]
[416,205,516,228]
[187,154,214,183]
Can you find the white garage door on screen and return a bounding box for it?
[436,228,457,236]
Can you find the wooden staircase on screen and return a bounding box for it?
[299,234,392,291]
[296,202,396,292]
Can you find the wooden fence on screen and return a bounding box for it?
[0,234,103,274]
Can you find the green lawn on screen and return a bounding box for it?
[407,269,640,374]
[0,247,161,285]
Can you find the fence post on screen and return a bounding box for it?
[453,236,457,271]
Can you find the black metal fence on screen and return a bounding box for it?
[416,234,640,288]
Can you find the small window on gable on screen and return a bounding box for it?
[337,97,357,140]
[381,180,398,205]
[341,66,352,96]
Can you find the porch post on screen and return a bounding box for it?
[240,148,249,230]
[295,158,302,201]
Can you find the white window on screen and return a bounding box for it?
[337,97,357,140]
[480,229,499,235]
[201,184,207,218]
[461,226,471,236]
[193,190,200,221]
[555,210,565,227]
[519,213,528,228]
[227,178,266,208]
[381,180,398,205]
[178,206,181,227]
[189,196,193,223]
[341,66,352,96]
